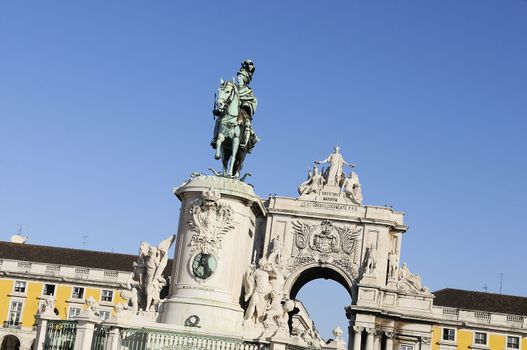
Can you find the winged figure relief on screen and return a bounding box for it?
[292,221,315,249]
[339,226,362,255]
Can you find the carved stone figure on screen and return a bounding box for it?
[85,296,99,316]
[342,171,363,205]
[127,235,175,313]
[332,327,346,348]
[298,166,326,196]
[315,146,355,187]
[188,189,235,254]
[397,263,430,294]
[211,60,258,177]
[388,251,399,280]
[363,245,377,275]
[39,296,56,316]
[265,296,295,330]
[243,258,273,324]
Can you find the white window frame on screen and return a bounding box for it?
[42,283,56,296]
[68,306,82,320]
[400,345,414,350]
[13,280,27,294]
[442,327,456,342]
[99,310,111,321]
[71,286,85,299]
[473,332,488,346]
[506,336,520,349]
[7,300,24,326]
[101,289,113,303]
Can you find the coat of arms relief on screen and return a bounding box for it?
[187,189,236,280]
[290,219,362,277]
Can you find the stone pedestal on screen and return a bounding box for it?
[161,175,265,334]
[73,310,100,350]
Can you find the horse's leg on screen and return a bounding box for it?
[229,136,240,176]
[215,134,225,160]
[222,146,230,175]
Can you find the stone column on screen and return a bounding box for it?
[161,176,265,334]
[385,331,395,350]
[373,330,381,350]
[33,312,58,350]
[365,328,375,350]
[105,327,120,350]
[73,311,100,350]
[352,326,364,350]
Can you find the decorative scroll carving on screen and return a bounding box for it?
[397,263,431,295]
[187,189,235,254]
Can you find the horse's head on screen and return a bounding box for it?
[214,79,238,116]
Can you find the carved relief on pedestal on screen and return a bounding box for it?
[290,219,362,276]
[187,188,235,255]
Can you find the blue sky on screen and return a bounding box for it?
[1,0,526,342]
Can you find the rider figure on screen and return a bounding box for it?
[236,59,259,149]
[211,60,259,149]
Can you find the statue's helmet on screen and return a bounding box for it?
[241,59,255,74]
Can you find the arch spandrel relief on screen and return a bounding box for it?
[286,219,363,281]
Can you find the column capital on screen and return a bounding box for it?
[353,326,364,333]
[384,331,395,339]
[365,327,376,335]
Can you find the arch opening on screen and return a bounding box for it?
[289,266,353,300]
[1,335,20,350]
[285,265,355,346]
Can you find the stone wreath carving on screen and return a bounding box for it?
[187,188,235,254]
[291,220,362,272]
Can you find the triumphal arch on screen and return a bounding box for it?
[35,60,436,350]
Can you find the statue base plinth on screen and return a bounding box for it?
[160,175,265,335]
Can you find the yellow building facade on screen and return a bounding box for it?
[0,241,152,350]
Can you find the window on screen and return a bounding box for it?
[14,281,26,293]
[507,336,520,349]
[101,290,113,302]
[443,328,456,341]
[43,284,56,296]
[68,307,81,320]
[72,286,84,299]
[8,301,23,326]
[474,332,487,345]
[400,345,413,350]
[99,310,111,321]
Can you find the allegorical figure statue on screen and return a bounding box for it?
[342,171,363,205]
[127,235,175,313]
[315,146,355,187]
[298,166,326,196]
[211,60,258,177]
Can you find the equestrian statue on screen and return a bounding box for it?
[211,60,259,178]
